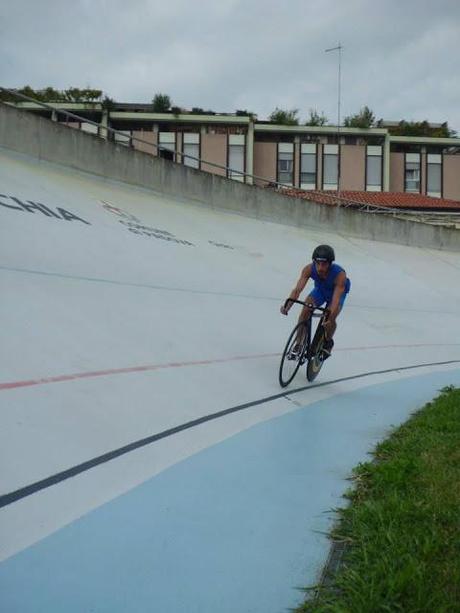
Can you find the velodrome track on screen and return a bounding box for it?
[1,146,460,612]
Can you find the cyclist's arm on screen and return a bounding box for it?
[281,264,312,314]
[328,271,347,320]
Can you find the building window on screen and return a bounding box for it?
[114,130,131,146]
[183,133,200,169]
[278,143,294,186]
[323,144,339,190]
[366,145,382,191]
[228,134,245,181]
[405,153,420,192]
[391,143,420,153]
[159,132,176,161]
[426,154,442,197]
[300,144,316,190]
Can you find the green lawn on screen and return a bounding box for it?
[298,385,460,613]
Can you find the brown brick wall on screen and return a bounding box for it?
[443,155,460,201]
[341,145,366,191]
[390,152,405,192]
[201,134,227,176]
[253,142,277,186]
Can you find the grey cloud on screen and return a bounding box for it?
[1,0,459,130]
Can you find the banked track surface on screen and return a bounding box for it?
[1,146,460,612]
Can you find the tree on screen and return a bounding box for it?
[343,106,375,128]
[438,122,457,138]
[0,88,16,102]
[18,85,39,100]
[305,108,328,126]
[269,108,299,125]
[386,120,456,138]
[152,93,171,112]
[189,107,216,115]
[62,88,102,102]
[43,87,62,101]
[101,96,116,112]
[235,109,256,120]
[0,86,103,103]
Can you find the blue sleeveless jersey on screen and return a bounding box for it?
[311,262,351,302]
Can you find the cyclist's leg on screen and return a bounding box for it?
[323,293,347,353]
[324,304,342,339]
[293,289,324,352]
[322,308,340,356]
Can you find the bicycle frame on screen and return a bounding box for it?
[283,299,328,358]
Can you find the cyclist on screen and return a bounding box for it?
[280,244,351,357]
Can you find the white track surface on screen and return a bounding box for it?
[1,147,460,612]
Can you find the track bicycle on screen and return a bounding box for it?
[278,299,330,387]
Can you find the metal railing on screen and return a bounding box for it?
[0,87,271,186]
[1,87,459,226]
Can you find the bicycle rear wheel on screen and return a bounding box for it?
[306,323,326,382]
[279,321,308,387]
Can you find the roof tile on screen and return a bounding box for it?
[279,189,460,210]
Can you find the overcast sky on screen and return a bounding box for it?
[1,0,460,131]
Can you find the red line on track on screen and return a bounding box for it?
[1,343,458,391]
[0,353,280,391]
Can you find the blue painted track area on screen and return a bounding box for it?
[2,370,460,613]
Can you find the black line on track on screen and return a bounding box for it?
[2,266,459,315]
[1,359,459,509]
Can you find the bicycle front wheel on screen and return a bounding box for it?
[279,321,309,387]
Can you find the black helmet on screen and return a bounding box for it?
[312,244,335,263]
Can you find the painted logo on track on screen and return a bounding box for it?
[0,193,239,251]
[208,240,234,250]
[100,200,194,246]
[0,193,91,224]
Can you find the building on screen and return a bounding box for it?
[11,100,460,202]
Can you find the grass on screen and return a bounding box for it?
[297,385,460,613]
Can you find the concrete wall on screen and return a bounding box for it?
[1,102,459,252]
